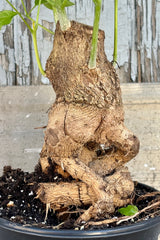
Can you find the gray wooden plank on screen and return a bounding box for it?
[0,0,160,85]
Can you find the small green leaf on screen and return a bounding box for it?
[43,2,54,10]
[0,10,17,30]
[45,0,61,9]
[118,205,139,216]
[44,0,74,9]
[35,0,53,10]
[35,0,46,5]
[61,0,74,8]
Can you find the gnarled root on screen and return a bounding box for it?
[36,166,134,223]
[37,102,138,223]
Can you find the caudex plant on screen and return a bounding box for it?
[1,0,140,226]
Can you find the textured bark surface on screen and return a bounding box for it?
[37,166,133,210]
[37,21,140,223]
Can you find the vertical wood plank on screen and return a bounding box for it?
[128,1,137,82]
[13,0,31,85]
[0,0,15,86]
[136,0,142,83]
[30,0,54,85]
[157,1,160,83]
[151,0,157,82]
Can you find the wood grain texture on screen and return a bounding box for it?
[0,0,160,85]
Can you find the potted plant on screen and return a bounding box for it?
[0,0,160,239]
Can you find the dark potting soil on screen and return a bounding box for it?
[0,165,160,230]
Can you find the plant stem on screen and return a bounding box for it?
[32,0,46,76]
[21,11,54,35]
[21,0,28,16]
[5,0,32,33]
[37,23,55,35]
[88,0,102,69]
[24,10,54,35]
[36,0,41,26]
[57,8,71,31]
[113,0,118,66]
[28,5,36,16]
[32,23,46,76]
[28,17,55,35]
[6,0,46,76]
[53,8,58,24]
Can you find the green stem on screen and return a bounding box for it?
[5,0,32,33]
[37,23,54,35]
[6,0,46,76]
[113,0,118,66]
[32,23,46,76]
[28,5,36,16]
[57,8,71,31]
[23,13,54,35]
[36,0,41,26]
[53,7,58,24]
[88,0,102,69]
[21,0,28,16]
[32,0,45,76]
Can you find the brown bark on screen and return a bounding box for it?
[37,21,140,223]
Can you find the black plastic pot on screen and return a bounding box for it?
[0,183,160,240]
[0,216,160,240]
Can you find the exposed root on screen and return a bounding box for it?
[44,203,51,222]
[136,192,160,204]
[58,209,85,217]
[52,222,65,230]
[117,201,160,225]
[34,126,47,129]
[36,167,134,222]
[85,201,160,228]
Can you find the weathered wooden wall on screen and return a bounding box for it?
[0,0,160,85]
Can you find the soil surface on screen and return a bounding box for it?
[0,165,160,230]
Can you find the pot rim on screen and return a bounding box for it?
[0,215,160,239]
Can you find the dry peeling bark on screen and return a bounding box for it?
[37,21,140,223]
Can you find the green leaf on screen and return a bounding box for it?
[0,10,17,30]
[43,2,54,10]
[35,0,53,10]
[42,0,60,9]
[44,0,74,9]
[118,205,139,216]
[35,0,46,5]
[61,0,74,8]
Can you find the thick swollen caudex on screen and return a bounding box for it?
[37,21,140,222]
[46,21,122,108]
